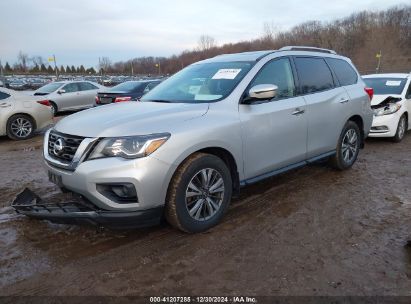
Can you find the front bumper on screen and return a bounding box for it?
[12,188,163,229]
[368,112,401,138]
[44,129,177,212]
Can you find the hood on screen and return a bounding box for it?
[371,94,402,106]
[55,101,209,137]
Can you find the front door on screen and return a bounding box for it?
[239,57,307,180]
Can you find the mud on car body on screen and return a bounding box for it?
[13,46,373,233]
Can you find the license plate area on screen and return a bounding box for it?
[48,171,63,187]
[100,97,112,104]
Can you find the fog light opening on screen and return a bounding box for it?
[97,183,138,204]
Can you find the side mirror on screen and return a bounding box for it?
[243,84,278,103]
[57,89,66,94]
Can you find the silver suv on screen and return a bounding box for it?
[21,47,373,232]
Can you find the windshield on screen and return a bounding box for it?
[141,61,253,103]
[110,81,145,92]
[36,82,64,94]
[363,77,407,95]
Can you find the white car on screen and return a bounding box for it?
[363,73,411,142]
[0,88,53,140]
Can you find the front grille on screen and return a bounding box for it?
[48,131,85,163]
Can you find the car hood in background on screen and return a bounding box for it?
[371,94,402,106]
[55,102,209,137]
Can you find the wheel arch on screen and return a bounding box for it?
[347,115,364,148]
[7,112,37,130]
[166,146,241,199]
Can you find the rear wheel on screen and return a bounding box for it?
[330,121,361,170]
[6,114,35,140]
[392,115,407,143]
[50,101,58,116]
[165,153,232,233]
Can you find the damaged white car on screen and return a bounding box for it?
[363,73,411,142]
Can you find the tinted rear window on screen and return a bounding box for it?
[363,78,406,95]
[326,58,358,86]
[110,81,145,92]
[295,57,335,94]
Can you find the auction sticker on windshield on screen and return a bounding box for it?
[212,69,242,80]
[386,80,402,86]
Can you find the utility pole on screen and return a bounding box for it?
[131,60,134,76]
[376,50,382,74]
[53,55,59,79]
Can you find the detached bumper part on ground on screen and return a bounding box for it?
[11,188,163,229]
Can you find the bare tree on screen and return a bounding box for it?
[31,56,45,67]
[98,57,112,73]
[263,22,281,41]
[17,51,29,72]
[198,35,216,52]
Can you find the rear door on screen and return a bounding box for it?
[294,56,351,158]
[78,82,99,108]
[239,57,307,180]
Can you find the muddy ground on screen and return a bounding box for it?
[0,127,411,296]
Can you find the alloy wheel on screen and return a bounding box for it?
[341,128,358,164]
[10,117,33,138]
[185,168,225,221]
[398,117,406,139]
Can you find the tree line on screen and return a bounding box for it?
[2,5,410,76]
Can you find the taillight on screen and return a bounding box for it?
[37,100,51,107]
[114,96,132,102]
[364,87,374,101]
[95,96,100,104]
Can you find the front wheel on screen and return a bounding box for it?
[330,121,361,170]
[165,153,232,233]
[392,115,407,143]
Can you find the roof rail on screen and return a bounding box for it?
[279,46,337,55]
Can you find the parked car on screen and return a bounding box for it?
[95,80,162,105]
[363,73,411,142]
[16,46,373,232]
[33,80,105,115]
[8,79,29,91]
[0,80,4,87]
[27,78,48,90]
[0,88,53,140]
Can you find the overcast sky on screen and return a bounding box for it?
[0,0,407,67]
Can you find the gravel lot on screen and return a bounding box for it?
[0,128,410,296]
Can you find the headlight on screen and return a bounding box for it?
[88,133,170,160]
[373,103,401,116]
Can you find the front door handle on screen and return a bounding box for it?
[292,108,305,116]
[339,98,349,104]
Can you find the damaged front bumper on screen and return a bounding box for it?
[11,188,163,229]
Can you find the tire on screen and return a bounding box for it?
[330,121,361,170]
[165,153,232,233]
[50,101,58,116]
[392,115,407,143]
[6,114,35,140]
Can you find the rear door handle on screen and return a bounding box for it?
[292,108,305,116]
[0,103,11,108]
[339,98,350,104]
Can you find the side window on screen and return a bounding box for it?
[406,83,411,99]
[0,91,11,100]
[63,83,80,93]
[295,57,335,94]
[143,82,160,93]
[79,82,98,91]
[326,58,358,86]
[249,57,295,100]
